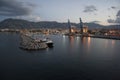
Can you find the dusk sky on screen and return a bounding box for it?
[0,0,120,25]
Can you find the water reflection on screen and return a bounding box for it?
[111,40,115,48]
[87,37,91,52]
[1,34,120,80]
[104,39,116,49]
[66,36,92,54]
[68,36,75,48]
[81,37,85,44]
[80,37,91,53]
[67,36,91,48]
[62,35,66,46]
[76,36,80,40]
[62,35,117,54]
[76,36,80,47]
[105,40,108,48]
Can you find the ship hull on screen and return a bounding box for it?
[46,42,53,47]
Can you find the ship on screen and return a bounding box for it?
[43,38,53,47]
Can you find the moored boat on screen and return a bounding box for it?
[41,38,53,47]
[45,39,53,47]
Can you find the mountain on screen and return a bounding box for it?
[0,18,68,29]
[104,25,120,29]
[84,22,105,29]
[0,18,119,29]
[0,18,35,29]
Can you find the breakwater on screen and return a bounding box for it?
[20,34,48,50]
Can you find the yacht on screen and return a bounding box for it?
[42,38,53,47]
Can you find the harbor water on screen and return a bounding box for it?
[0,32,120,80]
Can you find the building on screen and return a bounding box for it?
[83,25,88,33]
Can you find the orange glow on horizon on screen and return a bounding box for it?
[88,37,91,48]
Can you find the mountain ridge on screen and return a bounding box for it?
[0,18,119,29]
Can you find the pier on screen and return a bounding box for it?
[19,30,54,50]
[20,34,48,50]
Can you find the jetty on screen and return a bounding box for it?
[19,30,53,50]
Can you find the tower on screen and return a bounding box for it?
[68,19,71,34]
[79,18,83,34]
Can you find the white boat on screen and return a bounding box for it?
[42,38,53,47]
[33,36,54,47]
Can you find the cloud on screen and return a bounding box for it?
[0,0,34,16]
[27,2,36,7]
[108,6,119,11]
[116,10,120,16]
[111,6,116,9]
[15,15,41,22]
[83,5,97,13]
[111,6,117,9]
[90,21,100,23]
[115,17,120,23]
[116,10,120,23]
[107,10,120,24]
[28,15,41,22]
[107,19,115,23]
[108,6,118,10]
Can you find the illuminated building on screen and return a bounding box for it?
[83,25,88,33]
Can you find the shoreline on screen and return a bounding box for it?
[0,30,120,40]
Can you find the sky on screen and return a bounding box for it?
[0,0,120,25]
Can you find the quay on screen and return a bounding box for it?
[65,18,120,40]
[64,34,120,40]
[89,35,120,40]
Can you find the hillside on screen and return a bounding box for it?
[0,18,119,29]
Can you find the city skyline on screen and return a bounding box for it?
[0,0,120,25]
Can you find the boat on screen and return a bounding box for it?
[42,38,53,47]
[46,39,53,47]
